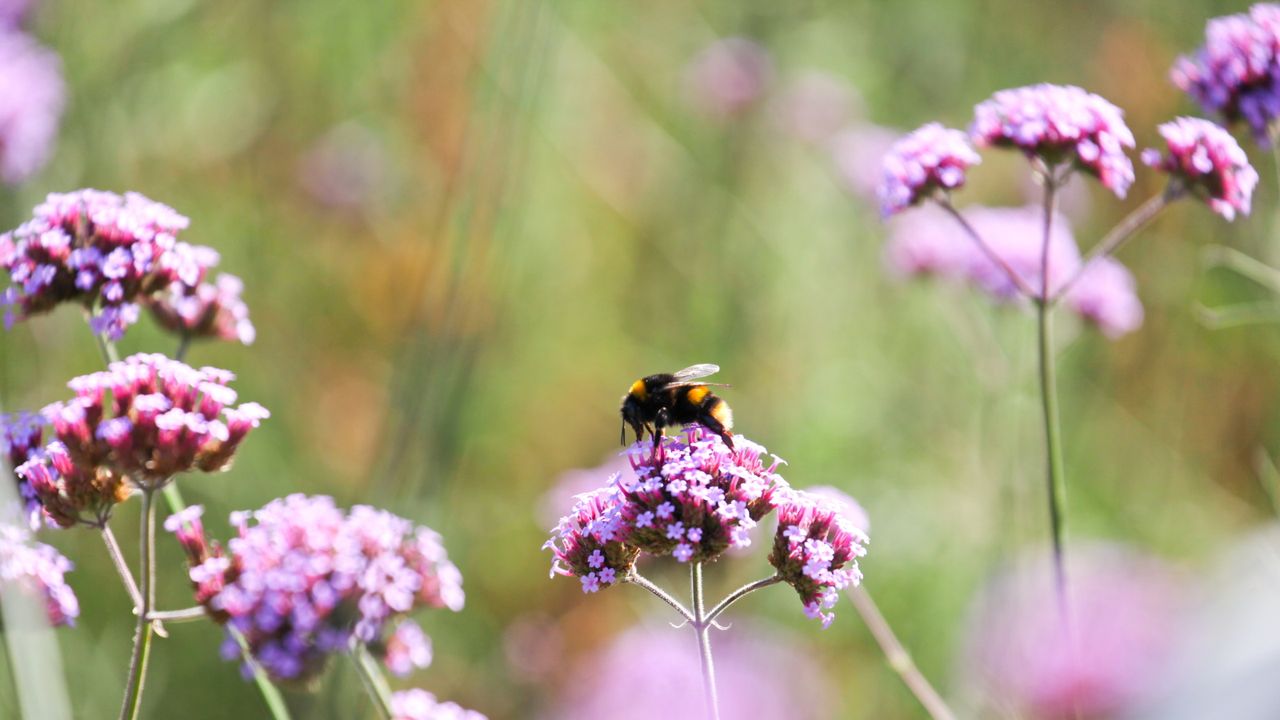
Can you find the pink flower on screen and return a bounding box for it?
[879,123,981,216]
[770,71,857,144]
[964,544,1181,720]
[972,84,1135,197]
[684,38,772,121]
[0,522,78,626]
[0,31,63,184]
[769,487,869,627]
[1062,257,1144,339]
[1142,117,1258,220]
[832,123,901,202]
[391,689,486,720]
[1173,6,1280,146]
[149,273,255,345]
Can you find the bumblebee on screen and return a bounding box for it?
[620,364,735,449]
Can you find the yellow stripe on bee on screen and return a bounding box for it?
[710,400,733,429]
[629,379,647,400]
[685,386,709,405]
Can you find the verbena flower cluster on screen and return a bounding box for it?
[0,189,253,341]
[546,428,789,593]
[0,29,63,184]
[391,689,487,720]
[149,273,255,345]
[879,122,981,216]
[769,487,869,626]
[971,84,1136,197]
[2,411,45,527]
[885,206,1144,338]
[1142,117,1259,220]
[1173,4,1280,146]
[168,494,464,683]
[0,522,77,626]
[16,353,269,523]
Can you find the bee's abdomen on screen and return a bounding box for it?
[707,396,733,431]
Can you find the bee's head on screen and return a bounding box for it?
[619,384,645,445]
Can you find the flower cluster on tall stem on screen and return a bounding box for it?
[877,80,1256,643]
[167,494,464,683]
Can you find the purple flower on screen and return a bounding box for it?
[972,84,1136,197]
[1173,6,1280,146]
[0,0,30,27]
[384,619,433,677]
[167,495,465,683]
[1062,257,1144,339]
[1142,117,1258,221]
[547,622,832,720]
[0,190,220,339]
[769,488,869,627]
[1,411,45,527]
[149,273,255,345]
[878,123,981,216]
[16,440,131,528]
[31,353,269,499]
[391,689,486,720]
[544,486,638,593]
[0,31,63,184]
[684,38,772,121]
[0,522,78,626]
[614,428,788,564]
[964,544,1181,720]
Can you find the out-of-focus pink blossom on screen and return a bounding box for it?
[770,71,858,144]
[832,123,900,202]
[297,122,389,211]
[392,689,486,720]
[1173,6,1280,146]
[961,205,1081,301]
[883,204,975,280]
[964,544,1182,720]
[1062,257,1144,339]
[0,522,77,626]
[684,38,772,121]
[546,622,832,720]
[149,273,255,345]
[0,31,63,184]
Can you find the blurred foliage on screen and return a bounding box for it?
[2,0,1279,718]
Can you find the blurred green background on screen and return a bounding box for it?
[1,0,1278,718]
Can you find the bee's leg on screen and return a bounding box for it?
[697,414,734,450]
[654,409,671,444]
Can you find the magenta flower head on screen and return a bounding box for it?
[544,486,638,594]
[0,190,219,339]
[878,122,981,217]
[614,428,788,564]
[964,544,1181,720]
[168,495,464,683]
[1,411,45,527]
[149,273,255,345]
[35,353,268,497]
[0,31,64,184]
[1172,7,1280,146]
[392,689,486,720]
[684,38,772,121]
[16,440,131,528]
[1062,257,1144,339]
[0,522,78,626]
[971,84,1136,197]
[768,487,869,627]
[1142,117,1259,220]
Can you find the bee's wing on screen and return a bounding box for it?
[671,364,720,382]
[661,364,729,389]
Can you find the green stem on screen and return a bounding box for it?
[625,571,694,623]
[146,607,208,624]
[118,490,156,720]
[703,575,780,625]
[100,525,142,611]
[691,563,719,720]
[1036,178,1070,626]
[1052,187,1179,303]
[350,641,394,720]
